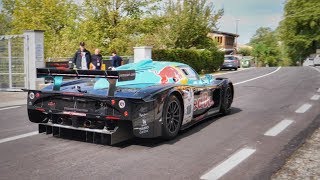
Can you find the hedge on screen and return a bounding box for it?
[152,49,224,73]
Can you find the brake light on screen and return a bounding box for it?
[35,92,40,98]
[124,111,128,117]
[111,99,116,105]
[105,116,120,120]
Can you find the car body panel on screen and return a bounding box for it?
[25,59,233,144]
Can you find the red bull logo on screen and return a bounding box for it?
[156,66,183,84]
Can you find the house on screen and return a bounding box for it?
[208,31,239,54]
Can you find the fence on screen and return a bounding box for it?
[0,35,25,90]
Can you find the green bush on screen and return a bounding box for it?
[152,49,224,73]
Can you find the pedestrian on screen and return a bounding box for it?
[111,50,122,68]
[71,42,91,69]
[91,48,102,70]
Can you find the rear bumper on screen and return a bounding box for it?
[221,64,237,69]
[38,121,134,145]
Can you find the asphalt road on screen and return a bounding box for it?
[0,66,319,180]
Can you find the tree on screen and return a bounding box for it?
[238,47,252,56]
[249,27,281,66]
[279,0,320,64]
[80,0,159,55]
[9,0,79,57]
[163,0,223,49]
[0,0,15,34]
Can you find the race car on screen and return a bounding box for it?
[25,59,234,145]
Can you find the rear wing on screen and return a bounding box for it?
[36,68,136,96]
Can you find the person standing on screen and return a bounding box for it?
[91,48,102,70]
[71,42,91,69]
[111,50,122,68]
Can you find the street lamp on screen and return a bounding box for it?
[235,19,240,54]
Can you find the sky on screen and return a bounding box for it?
[213,0,286,45]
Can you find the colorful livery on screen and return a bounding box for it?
[25,59,234,144]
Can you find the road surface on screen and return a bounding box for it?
[0,66,319,180]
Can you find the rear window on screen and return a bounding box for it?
[224,56,235,60]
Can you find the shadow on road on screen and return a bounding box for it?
[115,107,242,148]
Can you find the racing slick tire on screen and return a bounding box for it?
[220,84,233,115]
[162,95,182,140]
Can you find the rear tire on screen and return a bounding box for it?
[162,95,182,140]
[220,84,233,115]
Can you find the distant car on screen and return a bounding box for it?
[313,55,320,66]
[24,59,234,145]
[221,55,240,70]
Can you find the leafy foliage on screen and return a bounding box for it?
[249,27,282,66]
[0,0,223,59]
[152,48,224,73]
[279,0,320,63]
[238,47,252,56]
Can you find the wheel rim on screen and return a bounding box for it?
[165,100,180,133]
[225,87,232,109]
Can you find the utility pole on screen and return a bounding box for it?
[235,19,240,54]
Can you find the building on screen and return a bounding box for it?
[208,31,239,54]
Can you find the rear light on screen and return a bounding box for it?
[35,92,40,98]
[105,116,120,120]
[29,92,35,99]
[124,111,128,117]
[111,99,116,105]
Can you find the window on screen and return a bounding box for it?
[179,66,199,80]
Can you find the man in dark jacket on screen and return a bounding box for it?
[71,42,91,69]
[91,48,102,70]
[111,50,122,67]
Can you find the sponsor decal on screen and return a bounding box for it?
[64,107,88,113]
[119,100,126,108]
[182,88,194,125]
[194,91,214,111]
[135,112,149,134]
[155,66,183,84]
[62,111,86,116]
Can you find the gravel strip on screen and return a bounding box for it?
[272,128,320,179]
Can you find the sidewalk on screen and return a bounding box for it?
[0,92,27,108]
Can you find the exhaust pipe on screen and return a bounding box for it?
[84,120,92,128]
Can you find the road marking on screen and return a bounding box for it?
[0,131,38,144]
[310,66,320,73]
[295,104,312,113]
[200,148,256,180]
[311,95,320,101]
[234,67,281,86]
[264,120,293,136]
[0,106,21,111]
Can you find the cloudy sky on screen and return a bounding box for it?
[213,0,286,44]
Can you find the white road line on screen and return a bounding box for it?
[0,106,21,111]
[310,66,320,73]
[264,120,293,136]
[311,95,320,101]
[234,67,281,86]
[200,148,256,180]
[295,104,312,113]
[0,131,38,144]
